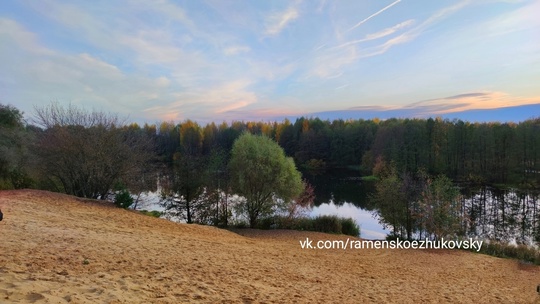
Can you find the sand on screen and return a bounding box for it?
[0,189,539,303]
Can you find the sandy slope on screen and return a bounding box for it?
[0,190,539,303]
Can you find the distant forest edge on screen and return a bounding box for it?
[1,102,539,192]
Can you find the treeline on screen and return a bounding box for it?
[368,117,540,187]
[150,116,540,187]
[2,103,539,192]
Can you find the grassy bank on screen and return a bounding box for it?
[236,215,361,237]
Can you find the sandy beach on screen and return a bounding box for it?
[0,189,539,303]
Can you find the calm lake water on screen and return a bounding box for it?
[138,169,388,239]
[311,203,387,239]
[136,170,540,243]
[304,169,387,239]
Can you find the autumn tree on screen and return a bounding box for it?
[160,120,209,224]
[229,133,304,228]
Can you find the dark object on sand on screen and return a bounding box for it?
[0,209,3,221]
[537,284,540,294]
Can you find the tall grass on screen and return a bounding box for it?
[255,215,361,237]
[478,241,540,265]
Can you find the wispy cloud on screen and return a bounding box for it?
[143,79,257,122]
[310,45,358,79]
[265,4,300,36]
[335,19,415,49]
[0,18,191,120]
[223,45,251,56]
[348,0,402,31]
[0,18,51,55]
[308,91,540,121]
[2,0,537,124]
[308,1,470,80]
[351,0,470,59]
[412,91,540,114]
[365,19,415,40]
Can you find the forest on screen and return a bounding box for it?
[1,103,539,246]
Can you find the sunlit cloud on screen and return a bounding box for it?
[345,91,540,117]
[143,80,257,122]
[412,91,540,115]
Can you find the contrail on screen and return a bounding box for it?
[348,0,402,31]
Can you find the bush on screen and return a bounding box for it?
[340,217,361,237]
[479,240,540,265]
[0,178,13,190]
[360,175,378,182]
[240,214,361,237]
[257,216,277,230]
[114,189,133,209]
[139,210,162,218]
[291,217,315,231]
[304,159,326,172]
[10,170,34,189]
[231,220,249,229]
[313,215,342,234]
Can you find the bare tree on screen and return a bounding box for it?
[33,103,154,199]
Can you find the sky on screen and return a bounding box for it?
[1,0,539,124]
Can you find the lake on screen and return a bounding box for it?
[311,202,387,239]
[303,169,387,239]
[134,170,539,244]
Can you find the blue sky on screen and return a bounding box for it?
[1,0,539,124]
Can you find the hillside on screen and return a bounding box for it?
[0,190,539,303]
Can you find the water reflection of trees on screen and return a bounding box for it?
[464,186,539,244]
[305,169,540,244]
[302,169,376,210]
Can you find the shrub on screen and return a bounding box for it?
[10,170,34,189]
[304,159,326,172]
[114,189,133,209]
[231,220,249,229]
[340,217,360,237]
[291,217,315,231]
[237,214,361,237]
[479,240,540,265]
[313,215,342,234]
[139,210,162,218]
[360,175,378,182]
[257,216,277,230]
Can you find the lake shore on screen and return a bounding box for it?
[1,189,539,303]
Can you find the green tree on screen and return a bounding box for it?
[0,104,33,189]
[417,174,464,239]
[229,133,304,228]
[372,163,417,239]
